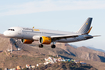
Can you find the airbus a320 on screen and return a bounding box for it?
[3,18,99,48]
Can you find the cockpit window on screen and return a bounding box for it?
[8,29,15,31]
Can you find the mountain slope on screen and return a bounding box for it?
[87,46,105,52]
[56,43,105,62]
[0,34,105,69]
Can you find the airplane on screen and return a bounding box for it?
[3,17,99,48]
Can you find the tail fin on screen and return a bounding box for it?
[77,18,93,34]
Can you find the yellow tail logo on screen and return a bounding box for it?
[87,27,92,34]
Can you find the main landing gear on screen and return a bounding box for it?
[51,44,56,48]
[39,44,56,48]
[39,44,43,48]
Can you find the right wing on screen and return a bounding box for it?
[50,33,81,40]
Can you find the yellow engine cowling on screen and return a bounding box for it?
[40,36,51,44]
[21,39,34,44]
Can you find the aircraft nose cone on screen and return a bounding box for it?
[3,31,10,37]
[3,31,8,36]
[3,31,18,38]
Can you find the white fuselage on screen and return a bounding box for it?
[3,27,92,43]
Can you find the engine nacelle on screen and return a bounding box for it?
[21,39,34,44]
[40,36,51,44]
[33,36,40,41]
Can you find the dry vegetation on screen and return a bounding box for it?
[36,62,97,70]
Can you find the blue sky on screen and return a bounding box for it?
[0,0,105,50]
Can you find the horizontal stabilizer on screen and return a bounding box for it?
[84,35,101,38]
[92,35,101,37]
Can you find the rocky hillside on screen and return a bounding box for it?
[36,62,97,70]
[56,43,105,62]
[0,34,105,69]
[77,46,105,62]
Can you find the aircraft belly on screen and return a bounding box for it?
[20,32,33,39]
[23,34,33,39]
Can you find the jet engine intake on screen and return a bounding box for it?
[21,39,34,44]
[40,36,51,44]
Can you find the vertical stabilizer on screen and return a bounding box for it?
[77,18,93,34]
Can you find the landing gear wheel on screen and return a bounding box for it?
[39,44,43,48]
[51,45,56,48]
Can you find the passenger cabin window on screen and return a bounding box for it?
[8,29,15,31]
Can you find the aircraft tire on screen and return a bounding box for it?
[39,44,43,48]
[51,45,56,48]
